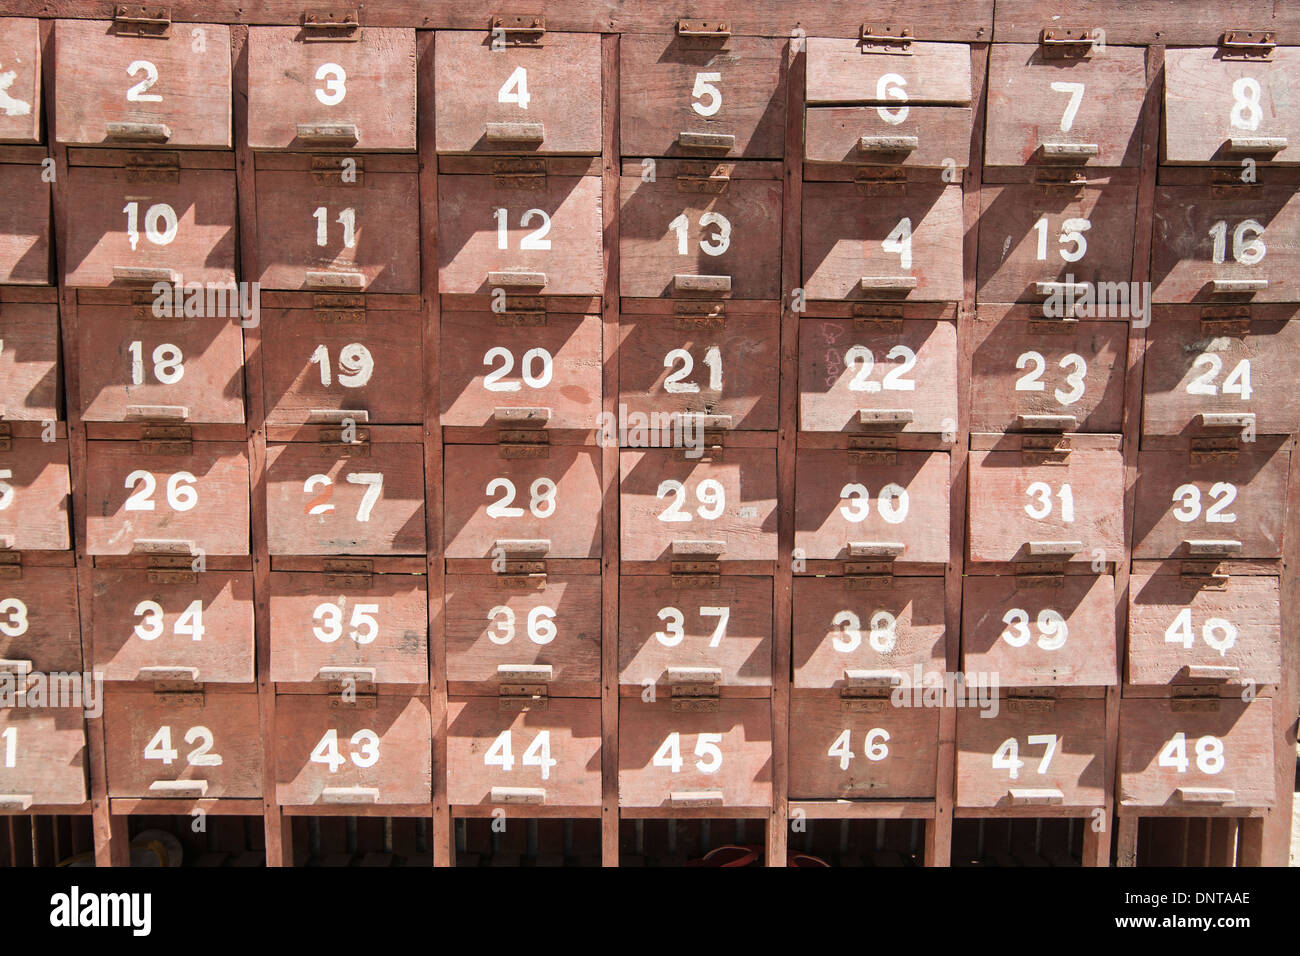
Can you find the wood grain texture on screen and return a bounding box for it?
[789,695,938,799]
[0,162,50,284]
[0,18,41,144]
[805,105,971,167]
[0,707,86,805]
[806,39,972,105]
[0,302,59,419]
[0,435,69,549]
[0,566,80,672]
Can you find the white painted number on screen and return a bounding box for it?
[312,602,379,645]
[652,731,724,774]
[1164,608,1237,656]
[494,207,552,251]
[1171,482,1237,523]
[1024,481,1074,522]
[668,211,732,257]
[0,597,28,638]
[124,470,198,512]
[122,202,178,252]
[133,599,204,642]
[663,346,722,394]
[999,608,1068,651]
[313,206,356,248]
[1186,354,1252,400]
[654,605,730,648]
[498,65,531,109]
[1034,216,1091,263]
[1208,220,1265,266]
[125,60,161,102]
[875,73,908,124]
[482,347,554,392]
[487,604,556,645]
[1014,351,1087,406]
[993,734,1057,780]
[315,62,347,106]
[838,482,909,524]
[310,728,380,772]
[1229,77,1262,131]
[485,730,557,779]
[1050,81,1085,131]
[1158,732,1225,775]
[827,727,890,770]
[656,478,725,522]
[691,72,722,116]
[128,341,184,386]
[144,726,222,767]
[309,343,375,389]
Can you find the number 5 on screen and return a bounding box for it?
[691,72,722,117]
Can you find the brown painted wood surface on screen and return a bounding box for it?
[806,39,972,105]
[0,302,59,419]
[0,707,86,805]
[0,567,80,673]
[0,435,69,550]
[805,105,972,168]
[0,18,41,144]
[0,162,50,284]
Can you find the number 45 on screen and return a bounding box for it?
[653,732,723,773]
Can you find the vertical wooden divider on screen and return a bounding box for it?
[1268,432,1300,863]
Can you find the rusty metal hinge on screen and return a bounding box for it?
[1015,561,1066,588]
[490,14,545,45]
[674,300,726,329]
[860,24,913,53]
[1199,304,1250,335]
[0,421,10,452]
[125,151,180,184]
[676,161,731,194]
[1179,560,1230,590]
[0,550,21,581]
[139,423,192,455]
[113,4,170,38]
[1219,30,1275,61]
[492,157,546,189]
[313,293,366,323]
[301,9,361,41]
[842,560,894,589]
[323,558,373,589]
[1190,435,1239,465]
[1021,433,1071,465]
[495,408,550,459]
[315,423,370,456]
[312,155,364,186]
[147,552,197,585]
[1039,27,1097,59]
[855,165,906,197]
[494,295,547,326]
[848,434,897,465]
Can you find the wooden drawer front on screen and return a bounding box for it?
[967,449,1125,563]
[265,442,426,556]
[1152,186,1300,303]
[619,310,779,432]
[248,26,417,152]
[798,317,958,434]
[92,569,254,684]
[77,306,245,424]
[794,449,950,563]
[437,174,603,296]
[444,445,601,559]
[619,35,787,159]
[1132,444,1290,560]
[434,31,601,155]
[0,163,51,285]
[85,441,248,556]
[962,574,1118,688]
[262,306,424,426]
[275,694,431,806]
[788,695,938,800]
[976,184,1138,304]
[440,310,602,430]
[792,575,946,690]
[103,691,262,799]
[1164,47,1300,165]
[445,573,601,689]
[54,20,231,147]
[803,182,964,302]
[1119,698,1274,809]
[618,698,772,809]
[969,307,1126,433]
[956,699,1107,809]
[1141,310,1300,436]
[0,303,59,421]
[619,576,773,689]
[254,168,420,294]
[0,708,86,807]
[984,45,1146,168]
[0,568,81,675]
[619,448,778,563]
[269,571,428,685]
[619,168,782,300]
[1127,569,1281,688]
[0,19,41,144]
[805,106,972,168]
[0,437,70,551]
[446,697,601,808]
[806,39,972,106]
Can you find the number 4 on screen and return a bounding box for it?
[498,65,530,109]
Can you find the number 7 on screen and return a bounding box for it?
[345,472,383,522]
[1050,81,1085,132]
[1027,733,1058,774]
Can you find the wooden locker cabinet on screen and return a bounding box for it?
[0,18,41,145]
[0,707,86,809]
[274,693,432,807]
[0,160,51,286]
[247,26,417,152]
[0,567,81,675]
[619,32,787,160]
[92,567,254,684]
[54,19,232,148]
[0,436,70,551]
[446,696,602,809]
[0,294,60,421]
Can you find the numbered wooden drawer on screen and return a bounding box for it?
[0,437,70,551]
[984,44,1146,168]
[103,690,262,799]
[806,37,971,168]
[1128,564,1281,689]
[799,316,957,434]
[1119,697,1274,809]
[447,697,601,809]
[269,569,426,685]
[0,708,86,808]
[445,572,600,696]
[265,440,426,556]
[62,159,236,288]
[618,698,771,809]
[789,695,938,800]
[0,162,51,285]
[792,575,946,691]
[1142,307,1300,436]
[967,444,1124,563]
[262,300,423,426]
[440,309,601,429]
[803,182,963,302]
[85,440,248,556]
[0,300,59,421]
[0,568,81,675]
[1152,185,1300,303]
[620,308,778,432]
[0,18,42,144]
[619,576,772,691]
[434,30,600,155]
[793,449,949,563]
[92,569,254,684]
[1164,43,1300,164]
[437,170,603,296]
[956,699,1106,810]
[254,157,420,294]
[444,444,601,559]
[976,183,1138,304]
[620,162,782,300]
[970,305,1125,433]
[620,448,777,564]
[620,33,786,159]
[275,694,431,807]
[1132,442,1290,560]
[54,19,231,148]
[962,573,1117,688]
[248,26,417,151]
[77,307,245,424]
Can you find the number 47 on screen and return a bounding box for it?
[992,734,1057,779]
